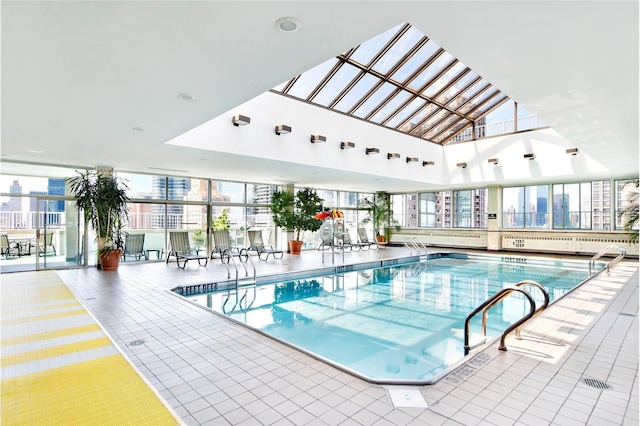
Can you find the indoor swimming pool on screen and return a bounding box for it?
[179,253,603,384]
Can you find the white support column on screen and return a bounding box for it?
[487,185,502,251]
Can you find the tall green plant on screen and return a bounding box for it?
[67,170,130,253]
[212,208,230,231]
[360,191,400,241]
[270,187,324,241]
[618,179,639,244]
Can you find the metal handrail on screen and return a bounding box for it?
[222,248,257,314]
[513,280,549,338]
[404,237,428,257]
[464,286,536,355]
[589,245,626,275]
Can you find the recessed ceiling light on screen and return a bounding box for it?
[177,93,196,101]
[28,150,43,154]
[132,127,145,132]
[275,17,302,32]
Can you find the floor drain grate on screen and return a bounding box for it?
[128,339,147,347]
[581,377,612,390]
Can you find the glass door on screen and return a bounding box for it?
[35,197,85,270]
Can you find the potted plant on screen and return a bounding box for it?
[67,169,130,270]
[360,191,400,244]
[270,187,324,254]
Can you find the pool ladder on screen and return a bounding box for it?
[464,280,549,355]
[589,245,626,275]
[404,237,428,259]
[221,248,257,314]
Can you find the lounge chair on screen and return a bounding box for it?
[342,228,370,251]
[166,231,208,269]
[38,232,56,256]
[211,230,238,258]
[357,227,378,249]
[333,222,352,252]
[0,234,22,259]
[248,229,283,261]
[122,233,145,261]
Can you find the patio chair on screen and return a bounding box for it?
[0,234,22,259]
[247,229,283,261]
[357,227,378,249]
[342,228,370,251]
[211,230,238,258]
[166,231,208,269]
[333,222,352,252]
[122,233,145,261]
[38,232,56,256]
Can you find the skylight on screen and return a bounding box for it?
[272,22,538,145]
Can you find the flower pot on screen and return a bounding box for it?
[100,250,122,271]
[376,235,387,243]
[288,240,303,255]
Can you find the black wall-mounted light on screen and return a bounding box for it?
[566,148,579,156]
[340,141,355,149]
[423,161,435,166]
[275,125,292,135]
[488,158,499,165]
[388,152,400,159]
[406,157,419,163]
[232,115,251,126]
[366,147,380,155]
[457,162,468,168]
[524,153,536,160]
[310,135,326,143]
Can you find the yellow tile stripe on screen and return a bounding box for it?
[1,354,179,426]
[1,271,180,425]
[1,324,102,347]
[2,337,112,367]
[0,307,87,326]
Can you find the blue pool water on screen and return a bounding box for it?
[181,253,600,383]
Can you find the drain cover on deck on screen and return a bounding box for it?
[386,387,429,408]
[580,377,612,390]
[128,339,147,347]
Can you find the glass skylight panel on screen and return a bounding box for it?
[352,82,396,118]
[270,22,546,144]
[311,63,361,106]
[349,23,404,67]
[369,90,413,123]
[286,57,339,99]
[407,51,454,91]
[390,39,440,84]
[385,97,427,128]
[333,73,380,112]
[468,94,508,119]
[371,26,424,75]
[435,70,478,104]
[422,62,466,98]
[457,87,499,115]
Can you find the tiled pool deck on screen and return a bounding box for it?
[2,247,638,425]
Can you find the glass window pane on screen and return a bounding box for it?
[503,187,522,228]
[350,23,404,66]
[407,51,454,91]
[369,90,413,123]
[458,87,499,115]
[334,73,380,112]
[118,172,156,199]
[581,182,592,229]
[434,70,478,104]
[314,189,337,208]
[449,79,489,110]
[422,62,466,98]
[386,98,427,128]
[213,181,244,203]
[468,94,508,120]
[406,103,439,134]
[312,63,361,106]
[286,58,339,99]
[482,99,515,137]
[339,191,358,208]
[352,82,396,118]
[391,39,440,84]
[371,26,424,75]
[454,190,471,228]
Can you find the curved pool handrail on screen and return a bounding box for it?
[464,286,536,355]
[589,245,626,275]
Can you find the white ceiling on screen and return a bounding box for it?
[1,1,638,192]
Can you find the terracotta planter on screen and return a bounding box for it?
[100,250,122,270]
[288,240,303,255]
[376,235,387,243]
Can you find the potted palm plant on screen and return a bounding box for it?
[360,191,400,244]
[68,169,130,270]
[270,187,324,254]
[618,179,639,244]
